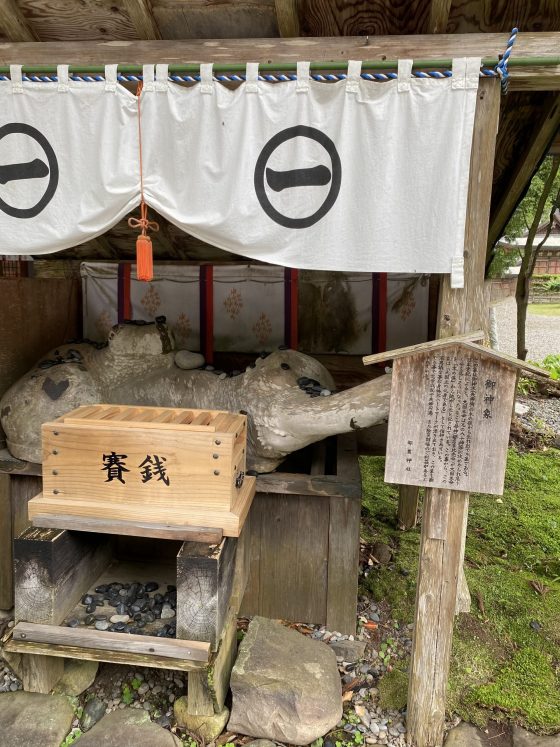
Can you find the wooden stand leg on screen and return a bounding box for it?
[455,501,472,614]
[20,653,64,694]
[0,474,13,609]
[14,527,112,625]
[176,537,237,652]
[397,485,419,530]
[407,489,468,747]
[185,519,250,717]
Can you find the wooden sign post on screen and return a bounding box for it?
[364,333,548,747]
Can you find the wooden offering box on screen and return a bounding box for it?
[29,404,255,536]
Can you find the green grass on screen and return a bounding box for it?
[528,303,560,316]
[359,448,560,733]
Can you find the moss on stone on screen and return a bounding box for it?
[359,448,560,734]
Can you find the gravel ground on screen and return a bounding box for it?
[516,396,560,437]
[494,297,560,360]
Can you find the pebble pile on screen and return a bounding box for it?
[64,581,177,637]
[309,598,413,747]
[0,664,22,693]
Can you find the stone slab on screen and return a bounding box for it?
[0,692,74,747]
[513,727,560,747]
[444,723,486,747]
[74,709,182,746]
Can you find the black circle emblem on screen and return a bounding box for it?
[0,123,59,219]
[254,125,341,229]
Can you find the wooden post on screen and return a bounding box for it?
[14,527,112,626]
[397,485,419,529]
[407,78,501,746]
[176,536,237,652]
[407,489,467,747]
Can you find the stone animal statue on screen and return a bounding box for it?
[0,320,391,472]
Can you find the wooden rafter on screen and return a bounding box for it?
[275,0,300,37]
[0,0,38,42]
[488,93,560,250]
[0,32,558,92]
[427,0,452,34]
[122,0,161,41]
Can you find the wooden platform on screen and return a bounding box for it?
[28,473,255,537]
[7,519,251,707]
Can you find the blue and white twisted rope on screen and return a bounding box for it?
[495,27,518,94]
[0,69,495,84]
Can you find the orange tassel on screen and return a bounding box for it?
[136,234,153,282]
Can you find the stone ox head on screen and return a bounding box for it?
[0,321,390,472]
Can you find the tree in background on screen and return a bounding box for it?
[489,155,560,360]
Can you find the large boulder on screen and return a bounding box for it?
[228,616,342,745]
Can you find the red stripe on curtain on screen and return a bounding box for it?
[117,263,132,322]
[200,265,214,364]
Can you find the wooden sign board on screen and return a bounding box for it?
[385,345,517,495]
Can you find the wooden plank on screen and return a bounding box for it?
[122,0,161,39]
[11,475,41,538]
[461,341,550,377]
[176,537,237,652]
[14,527,113,626]
[426,0,452,34]
[397,485,419,530]
[275,0,299,37]
[0,0,39,42]
[28,476,255,538]
[0,451,41,476]
[31,513,223,543]
[151,0,278,40]
[362,330,484,366]
[241,492,329,624]
[0,33,559,90]
[4,636,203,672]
[488,94,560,249]
[0,474,12,609]
[326,494,360,635]
[407,489,467,747]
[256,472,361,499]
[19,653,64,694]
[12,622,210,662]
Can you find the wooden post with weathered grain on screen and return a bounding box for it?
[410,78,501,746]
[406,488,467,746]
[397,485,419,529]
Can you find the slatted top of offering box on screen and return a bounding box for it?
[53,404,246,432]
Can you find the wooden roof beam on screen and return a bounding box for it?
[122,0,161,41]
[488,93,560,250]
[0,0,38,42]
[275,0,300,37]
[0,32,559,91]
